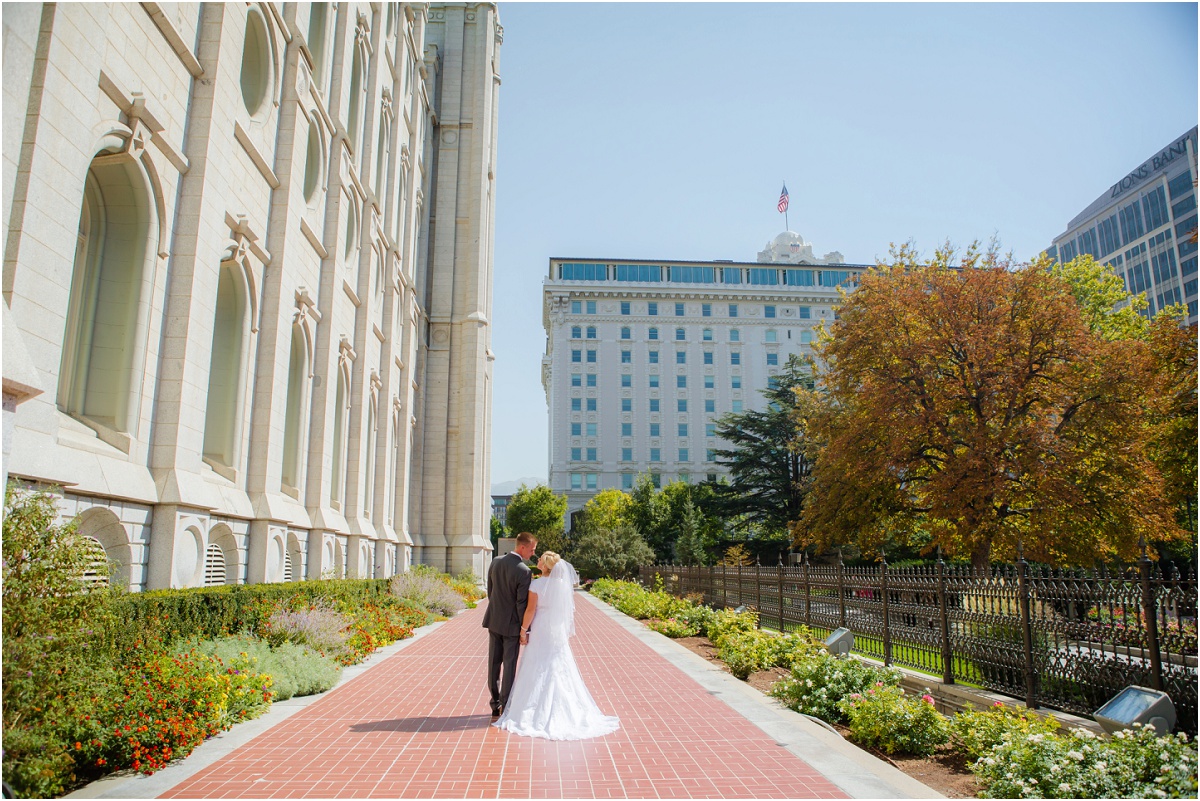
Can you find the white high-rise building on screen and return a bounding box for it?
[1048,127,1198,324]
[541,232,866,518]
[1,2,501,589]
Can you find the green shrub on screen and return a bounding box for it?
[707,607,759,648]
[646,617,699,637]
[972,725,1198,799]
[769,653,902,724]
[571,524,655,581]
[718,629,780,679]
[586,577,683,620]
[192,635,343,701]
[839,685,950,756]
[673,602,717,636]
[771,628,823,668]
[950,702,1061,760]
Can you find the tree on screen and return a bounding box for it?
[1146,314,1199,537]
[504,483,568,555]
[673,497,707,566]
[570,524,655,581]
[800,243,1186,570]
[489,515,508,553]
[1049,253,1150,341]
[708,356,815,539]
[628,473,670,561]
[581,488,634,533]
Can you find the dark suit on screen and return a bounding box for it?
[482,550,531,713]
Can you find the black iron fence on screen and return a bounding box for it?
[640,556,1198,734]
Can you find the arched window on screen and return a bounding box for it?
[240,8,271,116]
[347,44,365,155]
[344,195,359,264]
[330,364,350,507]
[203,261,248,469]
[389,412,400,526]
[363,394,377,518]
[303,117,323,203]
[59,155,155,439]
[80,535,110,587]
[375,107,391,198]
[282,323,309,490]
[203,543,227,586]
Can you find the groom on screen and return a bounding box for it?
[483,531,537,718]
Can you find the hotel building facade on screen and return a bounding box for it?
[1048,127,1198,324]
[542,231,866,518]
[2,2,500,590]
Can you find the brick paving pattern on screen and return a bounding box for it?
[161,596,847,798]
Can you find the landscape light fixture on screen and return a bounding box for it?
[1093,685,1176,735]
[824,627,853,657]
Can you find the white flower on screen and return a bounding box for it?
[1160,765,1170,773]
[1028,733,1044,743]
[1094,761,1107,773]
[1058,784,1071,793]
[1113,730,1127,739]
[985,758,996,766]
[1006,772,1015,779]
[1081,744,1092,753]
[1050,764,1061,774]
[1067,750,1084,761]
[805,679,814,687]
[1077,729,1097,739]
[1159,752,1170,761]
[1029,779,1037,785]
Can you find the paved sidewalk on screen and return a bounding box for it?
[71,592,940,799]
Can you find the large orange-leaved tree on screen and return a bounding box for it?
[797,243,1186,570]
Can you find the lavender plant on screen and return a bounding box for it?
[266,603,351,656]
[390,570,466,616]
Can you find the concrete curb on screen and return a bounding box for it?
[579,591,945,800]
[64,615,456,799]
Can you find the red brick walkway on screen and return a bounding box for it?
[160,595,847,799]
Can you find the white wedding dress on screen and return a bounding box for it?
[494,561,620,740]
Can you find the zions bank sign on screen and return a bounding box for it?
[1110,129,1197,200]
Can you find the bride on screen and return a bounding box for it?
[493,551,620,740]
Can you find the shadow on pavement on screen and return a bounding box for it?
[349,715,494,733]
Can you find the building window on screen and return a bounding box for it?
[678,423,688,436]
[584,374,596,387]
[282,324,310,489]
[586,349,596,363]
[729,303,738,317]
[707,472,717,482]
[203,260,250,469]
[765,329,777,343]
[621,301,630,315]
[587,300,597,314]
[649,327,659,340]
[586,326,597,339]
[648,301,658,315]
[571,474,582,490]
[730,352,741,365]
[768,376,780,390]
[702,328,713,341]
[767,352,778,366]
[764,305,776,318]
[330,366,350,507]
[675,302,685,316]
[586,398,597,411]
[649,351,659,364]
[622,447,633,461]
[801,330,813,344]
[678,399,688,412]
[730,328,740,342]
[571,422,582,436]
[571,447,582,460]
[705,400,715,413]
[571,349,581,363]
[622,473,634,489]
[732,400,743,413]
[622,398,632,412]
[704,351,713,365]
[571,300,582,313]
[675,327,686,341]
[706,423,716,437]
[676,351,686,364]
[586,447,597,461]
[651,473,661,488]
[732,376,742,389]
[650,399,660,412]
[707,450,716,462]
[649,374,660,387]
[621,350,632,363]
[650,423,660,437]
[621,374,632,387]
[622,423,632,436]
[241,8,272,116]
[704,375,714,388]
[571,373,581,387]
[650,448,661,462]
[677,375,687,388]
[587,422,597,436]
[679,448,689,461]
[621,326,631,339]
[571,398,582,411]
[702,303,712,317]
[571,325,582,338]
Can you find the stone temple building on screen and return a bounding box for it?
[1,2,500,589]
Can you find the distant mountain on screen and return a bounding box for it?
[490,477,545,496]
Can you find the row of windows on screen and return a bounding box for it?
[570,399,746,417]
[572,421,723,439]
[577,300,818,319]
[1065,184,1179,262]
[568,473,720,491]
[575,325,812,343]
[581,344,805,365]
[559,264,859,287]
[570,448,720,464]
[575,372,758,391]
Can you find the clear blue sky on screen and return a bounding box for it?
[488,1,1199,488]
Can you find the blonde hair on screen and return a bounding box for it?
[538,551,561,573]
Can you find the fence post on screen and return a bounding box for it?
[1140,540,1164,691]
[837,548,847,629]
[938,551,954,685]
[756,555,763,626]
[803,552,811,626]
[1017,544,1037,709]
[721,563,727,609]
[778,553,785,632]
[881,552,892,667]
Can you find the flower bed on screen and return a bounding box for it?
[591,578,1199,798]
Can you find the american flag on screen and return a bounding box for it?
[777,184,789,214]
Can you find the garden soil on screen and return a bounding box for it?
[672,635,980,799]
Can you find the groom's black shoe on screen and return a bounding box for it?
[491,706,502,718]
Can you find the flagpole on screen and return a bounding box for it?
[784,179,788,230]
